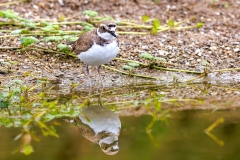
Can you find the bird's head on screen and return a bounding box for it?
[97,21,117,40]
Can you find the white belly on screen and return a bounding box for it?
[78,41,119,66]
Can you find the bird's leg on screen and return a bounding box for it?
[98,88,103,106]
[87,87,92,101]
[97,65,103,87]
[97,83,103,106]
[86,65,92,88]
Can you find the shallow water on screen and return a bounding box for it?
[1,109,240,160]
[1,82,240,159]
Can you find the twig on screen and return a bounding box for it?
[174,25,198,30]
[102,65,161,80]
[117,31,149,35]
[114,58,202,74]
[30,45,77,57]
[0,0,23,6]
[50,21,85,25]
[118,25,152,29]
[185,74,205,83]
[114,58,148,66]
[211,84,240,91]
[152,66,202,74]
[0,46,22,50]
[0,68,8,73]
[0,32,82,38]
[101,98,197,106]
[211,68,240,73]
[0,30,83,34]
[0,35,20,38]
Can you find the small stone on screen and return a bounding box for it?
[197,59,201,62]
[49,78,60,84]
[141,45,149,50]
[195,41,199,45]
[23,66,29,69]
[177,40,183,44]
[210,46,217,51]
[172,47,178,50]
[211,92,218,96]
[167,45,173,50]
[225,47,231,50]
[233,48,240,52]
[189,58,194,61]
[60,66,66,69]
[0,59,4,62]
[232,42,239,45]
[55,72,64,78]
[197,52,202,56]
[195,49,201,53]
[170,52,176,57]
[170,5,177,11]
[33,4,39,10]
[66,75,74,80]
[66,75,73,78]
[158,50,168,56]
[162,34,167,38]
[159,42,164,47]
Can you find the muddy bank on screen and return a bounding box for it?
[1,0,240,85]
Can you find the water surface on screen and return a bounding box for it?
[1,109,240,160]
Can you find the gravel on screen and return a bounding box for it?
[0,0,240,88]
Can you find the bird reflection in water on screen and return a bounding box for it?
[66,94,121,155]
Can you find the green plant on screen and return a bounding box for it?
[82,10,98,17]
[57,43,69,52]
[20,36,39,47]
[140,52,167,67]
[201,60,210,75]
[44,36,62,42]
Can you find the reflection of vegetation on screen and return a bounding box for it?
[1,78,240,154]
[205,118,225,146]
[144,92,170,147]
[0,80,80,155]
[13,133,34,155]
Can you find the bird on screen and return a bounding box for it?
[65,105,121,155]
[70,20,119,87]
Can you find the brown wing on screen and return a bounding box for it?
[71,29,97,54]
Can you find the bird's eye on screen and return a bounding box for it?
[108,24,116,28]
[101,26,106,30]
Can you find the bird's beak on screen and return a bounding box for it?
[109,31,117,37]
